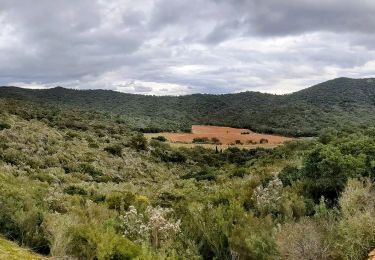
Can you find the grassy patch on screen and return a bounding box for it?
[0,237,46,260]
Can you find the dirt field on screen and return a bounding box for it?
[145,125,292,148]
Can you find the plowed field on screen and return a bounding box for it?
[145,125,291,146]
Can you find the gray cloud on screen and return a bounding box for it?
[0,0,374,95]
[216,0,375,36]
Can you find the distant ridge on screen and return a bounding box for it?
[1,77,375,136]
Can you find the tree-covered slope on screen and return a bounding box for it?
[1,77,375,136]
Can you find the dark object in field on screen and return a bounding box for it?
[151,135,167,142]
[192,137,210,144]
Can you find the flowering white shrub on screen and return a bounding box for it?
[252,177,283,216]
[120,206,149,242]
[121,205,181,248]
[147,206,181,248]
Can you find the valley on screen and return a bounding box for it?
[0,78,375,259]
[1,1,375,258]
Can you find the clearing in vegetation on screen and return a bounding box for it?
[145,125,292,148]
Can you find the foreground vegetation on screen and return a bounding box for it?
[0,96,375,259]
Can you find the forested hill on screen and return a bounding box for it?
[1,77,375,136]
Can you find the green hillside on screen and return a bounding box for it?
[1,77,375,136]
[0,91,375,259]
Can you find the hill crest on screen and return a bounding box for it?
[1,77,375,136]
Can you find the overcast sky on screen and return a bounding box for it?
[0,0,375,95]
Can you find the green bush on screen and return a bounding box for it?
[211,137,221,144]
[192,137,209,144]
[157,150,187,163]
[0,122,11,130]
[104,144,123,156]
[0,173,49,254]
[335,179,375,259]
[106,192,123,211]
[64,185,87,196]
[78,163,103,178]
[278,165,301,186]
[129,133,148,151]
[300,144,367,203]
[151,136,167,142]
[234,139,242,145]
[230,215,278,260]
[181,169,216,181]
[64,131,80,140]
[44,205,141,259]
[230,168,247,178]
[106,191,136,212]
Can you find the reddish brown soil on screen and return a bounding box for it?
[156,125,291,145]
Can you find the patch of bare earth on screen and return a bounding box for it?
[147,125,291,145]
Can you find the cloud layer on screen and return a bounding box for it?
[0,0,375,95]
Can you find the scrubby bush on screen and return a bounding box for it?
[121,205,181,249]
[276,218,329,260]
[79,163,102,178]
[0,122,11,130]
[230,168,247,178]
[106,192,123,211]
[43,204,141,259]
[318,127,338,144]
[156,150,187,163]
[104,144,123,156]
[129,133,148,151]
[335,179,375,259]
[235,139,242,145]
[230,215,278,260]
[151,136,167,142]
[184,203,236,259]
[64,130,80,140]
[301,145,367,203]
[106,191,137,212]
[211,137,221,144]
[0,173,49,254]
[278,165,301,186]
[181,168,217,181]
[192,137,209,144]
[252,178,283,217]
[64,185,87,196]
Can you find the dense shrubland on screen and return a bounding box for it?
[2,77,375,136]
[0,97,374,259]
